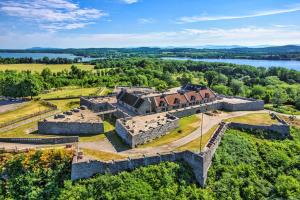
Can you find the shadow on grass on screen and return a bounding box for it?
[104,131,130,152]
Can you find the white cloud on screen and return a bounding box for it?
[122,0,138,4]
[177,5,300,23]
[0,0,106,30]
[138,18,155,24]
[1,26,300,48]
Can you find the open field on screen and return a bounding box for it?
[0,101,51,124]
[176,125,218,152]
[0,121,51,138]
[224,113,278,125]
[82,148,126,161]
[38,87,106,99]
[48,99,80,111]
[138,115,201,148]
[0,63,95,73]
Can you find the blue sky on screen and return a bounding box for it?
[0,0,300,48]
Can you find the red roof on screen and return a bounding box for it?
[200,88,216,99]
[184,91,203,102]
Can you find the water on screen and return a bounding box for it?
[0,52,99,62]
[162,57,300,71]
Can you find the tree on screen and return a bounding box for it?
[230,79,245,96]
[212,84,230,95]
[250,85,266,100]
[271,88,288,107]
[204,71,218,86]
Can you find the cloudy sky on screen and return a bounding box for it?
[0,0,300,48]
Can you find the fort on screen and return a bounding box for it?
[38,84,264,146]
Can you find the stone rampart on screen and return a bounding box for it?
[0,136,78,144]
[38,121,104,135]
[71,150,207,186]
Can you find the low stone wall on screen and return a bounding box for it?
[71,150,207,186]
[80,97,115,112]
[228,122,290,138]
[115,115,179,148]
[38,121,104,135]
[0,136,78,144]
[170,102,223,118]
[222,100,264,111]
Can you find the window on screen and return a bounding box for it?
[190,96,196,102]
[174,98,180,105]
[159,101,165,107]
[205,93,210,99]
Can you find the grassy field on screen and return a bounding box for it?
[139,115,201,148]
[265,104,300,115]
[81,148,126,161]
[38,87,106,99]
[48,99,80,111]
[1,120,116,140]
[0,101,51,124]
[176,125,218,152]
[0,121,53,138]
[225,113,278,125]
[0,63,95,73]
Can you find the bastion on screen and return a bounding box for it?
[115,113,179,148]
[38,106,104,135]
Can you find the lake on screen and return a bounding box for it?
[162,57,300,71]
[0,52,99,62]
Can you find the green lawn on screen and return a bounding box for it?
[0,121,53,138]
[265,104,300,115]
[225,113,278,125]
[0,63,95,73]
[138,115,201,148]
[176,125,218,152]
[48,99,80,112]
[38,87,105,99]
[0,101,51,124]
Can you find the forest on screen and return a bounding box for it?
[1,127,299,199]
[1,58,300,110]
[2,45,300,60]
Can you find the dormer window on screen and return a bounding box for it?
[205,93,210,99]
[159,101,165,107]
[190,96,196,102]
[174,98,180,105]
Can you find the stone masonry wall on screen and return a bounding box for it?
[0,136,78,144]
[38,121,104,135]
[71,150,207,186]
[115,116,179,148]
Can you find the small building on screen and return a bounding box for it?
[115,113,179,148]
[38,106,104,135]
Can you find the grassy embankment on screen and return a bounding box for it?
[265,104,300,115]
[81,148,126,161]
[138,115,201,148]
[224,113,278,125]
[0,101,50,125]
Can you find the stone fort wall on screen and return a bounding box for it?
[38,121,104,135]
[71,150,208,187]
[115,115,179,148]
